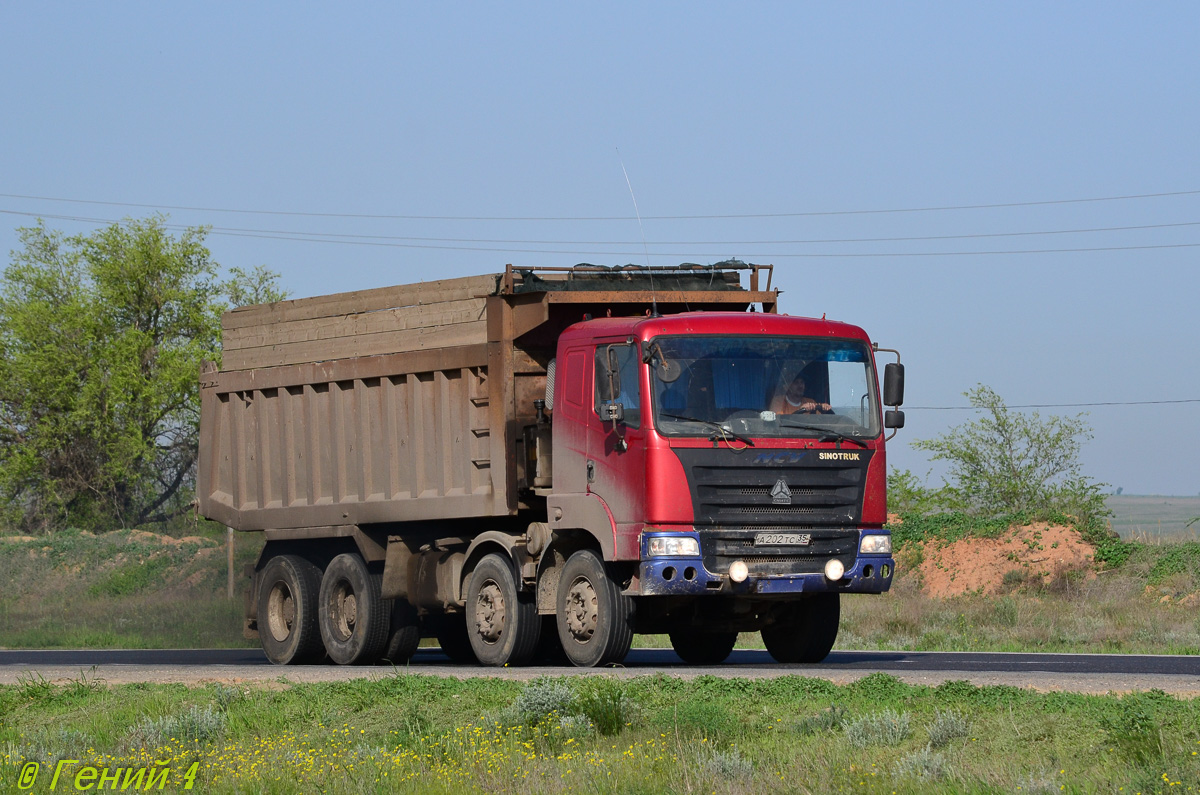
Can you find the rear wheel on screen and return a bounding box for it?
[258,554,324,665]
[556,549,634,667]
[318,553,390,665]
[465,553,540,666]
[761,593,840,663]
[669,629,739,665]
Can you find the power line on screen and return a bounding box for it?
[0,187,1197,222]
[4,209,1199,258]
[909,399,1200,410]
[5,207,1196,246]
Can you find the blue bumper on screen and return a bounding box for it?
[636,529,895,597]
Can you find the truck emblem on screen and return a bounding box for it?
[770,478,792,505]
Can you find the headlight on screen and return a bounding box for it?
[859,534,892,555]
[647,536,700,557]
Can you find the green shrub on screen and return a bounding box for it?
[513,677,575,725]
[700,746,753,780]
[926,708,970,748]
[1100,692,1167,763]
[794,704,848,735]
[126,704,226,749]
[671,699,735,738]
[89,555,172,597]
[577,679,633,736]
[843,708,912,748]
[894,744,948,781]
[1147,542,1200,585]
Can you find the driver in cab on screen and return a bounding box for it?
[770,374,832,415]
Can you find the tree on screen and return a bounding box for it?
[0,217,286,532]
[911,384,1109,524]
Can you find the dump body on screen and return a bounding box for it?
[197,266,777,531]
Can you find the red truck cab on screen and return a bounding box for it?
[545,311,898,664]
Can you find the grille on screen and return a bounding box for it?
[673,447,873,527]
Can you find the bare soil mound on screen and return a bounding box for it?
[915,522,1095,598]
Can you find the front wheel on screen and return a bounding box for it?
[556,549,634,667]
[465,553,540,666]
[761,593,840,663]
[669,630,739,665]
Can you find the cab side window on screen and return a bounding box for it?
[594,344,641,428]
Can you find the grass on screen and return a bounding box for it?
[1,673,1197,793]
[0,522,258,650]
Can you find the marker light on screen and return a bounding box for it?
[859,535,892,555]
[647,536,700,557]
[729,560,749,583]
[824,559,845,581]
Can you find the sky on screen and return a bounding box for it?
[1,3,1197,496]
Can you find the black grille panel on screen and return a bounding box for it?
[673,447,873,527]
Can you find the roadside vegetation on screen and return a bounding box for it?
[2,673,1197,793]
[0,522,257,649]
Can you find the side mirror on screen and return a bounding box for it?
[883,362,905,407]
[884,410,905,429]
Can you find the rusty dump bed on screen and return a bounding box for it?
[197,263,777,532]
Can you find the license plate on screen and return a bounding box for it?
[754,532,811,546]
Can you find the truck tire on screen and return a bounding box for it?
[431,613,477,664]
[318,553,390,665]
[556,549,634,667]
[258,554,325,665]
[465,553,541,666]
[669,630,739,665]
[380,598,421,665]
[761,593,840,664]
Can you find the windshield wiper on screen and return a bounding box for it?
[660,413,755,447]
[779,422,868,449]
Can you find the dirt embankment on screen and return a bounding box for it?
[908,522,1096,598]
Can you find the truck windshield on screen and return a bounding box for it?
[648,335,881,439]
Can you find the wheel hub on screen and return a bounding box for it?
[474,581,506,643]
[266,582,295,642]
[565,576,598,642]
[332,582,358,641]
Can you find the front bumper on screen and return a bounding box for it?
[636,528,895,597]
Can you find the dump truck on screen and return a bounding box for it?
[197,262,905,667]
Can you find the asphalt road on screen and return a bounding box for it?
[2,648,1198,694]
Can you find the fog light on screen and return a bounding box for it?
[729,560,749,583]
[824,559,845,581]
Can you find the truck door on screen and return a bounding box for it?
[586,341,646,529]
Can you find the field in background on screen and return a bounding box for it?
[1107,495,1200,541]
